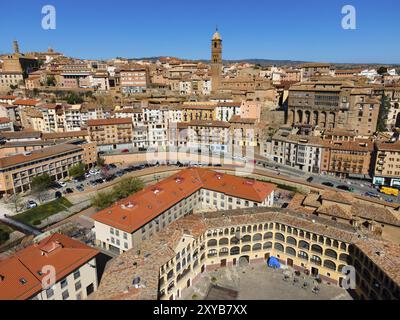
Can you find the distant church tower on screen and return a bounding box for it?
[211,28,222,93]
[13,40,20,54]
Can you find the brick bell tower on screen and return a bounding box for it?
[211,28,222,93]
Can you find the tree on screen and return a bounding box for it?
[96,156,105,168]
[9,193,23,213]
[31,174,53,203]
[377,67,388,75]
[46,75,56,86]
[377,94,391,132]
[68,163,86,178]
[66,92,84,104]
[90,191,115,210]
[113,177,144,200]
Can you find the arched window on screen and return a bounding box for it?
[269,223,274,229]
[167,270,174,280]
[207,239,217,247]
[338,264,346,273]
[263,241,272,249]
[340,243,347,251]
[299,240,310,250]
[311,244,323,255]
[333,240,339,248]
[241,226,246,233]
[219,238,229,245]
[287,226,292,234]
[253,233,262,241]
[318,236,324,244]
[230,246,240,255]
[219,247,229,256]
[247,226,251,233]
[230,236,239,245]
[325,249,338,259]
[264,223,269,230]
[286,236,297,246]
[310,255,322,265]
[208,249,217,257]
[274,243,284,252]
[298,251,308,260]
[312,234,317,241]
[242,245,251,253]
[324,260,336,271]
[252,243,262,251]
[285,246,296,256]
[275,233,285,241]
[299,230,304,238]
[264,232,273,239]
[326,238,332,247]
[293,228,298,236]
[242,235,251,242]
[339,253,349,263]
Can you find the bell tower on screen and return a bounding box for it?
[211,28,222,93]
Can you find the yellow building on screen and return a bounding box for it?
[182,103,217,122]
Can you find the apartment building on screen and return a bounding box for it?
[182,103,216,122]
[0,233,99,300]
[384,86,400,129]
[267,129,324,174]
[287,80,380,135]
[143,106,169,147]
[92,168,276,255]
[215,102,241,122]
[299,63,333,80]
[87,118,133,151]
[93,208,400,301]
[186,120,231,153]
[0,71,24,92]
[321,139,374,178]
[0,118,14,132]
[0,141,96,195]
[229,116,259,153]
[373,141,400,187]
[120,67,149,94]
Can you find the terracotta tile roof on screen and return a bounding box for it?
[93,207,400,300]
[187,120,230,128]
[0,95,17,100]
[42,130,88,140]
[92,168,276,233]
[0,130,41,140]
[182,105,216,110]
[317,204,353,220]
[87,118,133,126]
[376,141,400,152]
[229,115,256,124]
[0,117,12,124]
[0,143,82,169]
[0,233,99,300]
[13,99,41,106]
[321,190,354,205]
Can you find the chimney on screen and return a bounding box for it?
[13,40,20,54]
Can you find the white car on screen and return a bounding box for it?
[85,172,92,178]
[27,200,38,209]
[58,181,67,188]
[89,169,97,175]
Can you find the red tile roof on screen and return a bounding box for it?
[13,99,41,106]
[92,168,276,233]
[0,233,98,300]
[87,118,133,126]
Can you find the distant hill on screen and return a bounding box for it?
[131,57,400,68]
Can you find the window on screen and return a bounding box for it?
[62,290,69,300]
[73,270,80,280]
[46,287,54,299]
[75,281,82,291]
[60,278,68,289]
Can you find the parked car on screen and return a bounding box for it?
[336,185,354,192]
[108,163,117,169]
[72,175,85,183]
[55,191,62,199]
[85,172,92,178]
[115,171,124,177]
[365,192,381,199]
[26,200,38,209]
[76,185,85,192]
[89,180,98,186]
[89,169,98,175]
[95,178,104,184]
[121,149,130,153]
[306,177,314,183]
[322,182,334,187]
[57,181,67,188]
[64,188,74,194]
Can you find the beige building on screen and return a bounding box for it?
[0,233,99,300]
[93,207,400,301]
[92,168,275,255]
[373,140,400,187]
[0,141,96,195]
[87,118,133,151]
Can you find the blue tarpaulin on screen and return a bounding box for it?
[267,256,281,269]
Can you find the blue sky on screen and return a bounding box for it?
[1,0,399,63]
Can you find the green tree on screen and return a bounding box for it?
[46,75,56,86]
[90,191,115,210]
[31,174,53,203]
[377,95,390,132]
[96,156,105,168]
[113,177,144,200]
[68,163,86,178]
[377,67,388,75]
[66,92,84,104]
[9,193,23,213]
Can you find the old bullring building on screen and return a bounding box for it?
[93,208,400,301]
